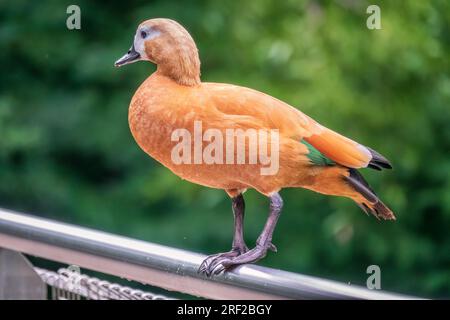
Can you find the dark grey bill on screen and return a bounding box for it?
[114,45,141,67]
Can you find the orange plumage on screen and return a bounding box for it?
[115,18,395,275]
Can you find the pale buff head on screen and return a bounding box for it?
[115,18,201,86]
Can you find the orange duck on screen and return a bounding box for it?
[115,18,395,276]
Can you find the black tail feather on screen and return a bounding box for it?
[345,169,395,220]
[346,168,376,200]
[367,147,392,170]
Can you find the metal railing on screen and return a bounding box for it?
[0,208,414,300]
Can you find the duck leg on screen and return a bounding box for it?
[207,192,283,276]
[198,194,249,275]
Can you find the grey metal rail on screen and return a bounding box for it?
[0,208,414,300]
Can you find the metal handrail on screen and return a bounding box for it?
[0,208,414,299]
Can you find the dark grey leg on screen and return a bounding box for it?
[206,192,283,276]
[198,194,249,275]
[206,193,283,275]
[230,194,248,252]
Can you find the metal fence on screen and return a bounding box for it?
[0,208,415,300]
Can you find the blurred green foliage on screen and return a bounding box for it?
[1,0,449,298]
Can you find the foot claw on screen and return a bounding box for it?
[198,248,244,276]
[198,243,276,276]
[268,243,277,252]
[211,260,229,275]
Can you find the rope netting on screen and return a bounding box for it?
[35,267,173,300]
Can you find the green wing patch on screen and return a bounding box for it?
[301,139,335,166]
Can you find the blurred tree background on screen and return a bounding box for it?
[0,0,449,298]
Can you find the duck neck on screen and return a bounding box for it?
[155,42,201,86]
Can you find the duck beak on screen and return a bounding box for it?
[114,45,141,67]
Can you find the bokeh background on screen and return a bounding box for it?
[1,0,449,298]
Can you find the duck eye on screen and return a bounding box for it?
[141,31,147,39]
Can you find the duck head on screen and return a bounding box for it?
[115,18,201,86]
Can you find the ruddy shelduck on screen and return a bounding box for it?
[115,18,395,276]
